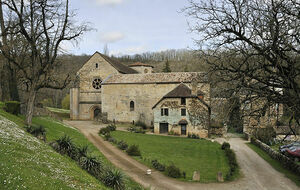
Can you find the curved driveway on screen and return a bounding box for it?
[64,120,299,190]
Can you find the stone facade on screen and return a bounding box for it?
[153,97,209,138]
[70,52,211,137]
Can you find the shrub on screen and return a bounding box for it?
[77,145,89,159]
[224,148,238,180]
[127,126,146,134]
[135,121,147,129]
[101,168,125,190]
[107,124,117,131]
[99,127,111,136]
[25,125,46,141]
[4,101,20,115]
[151,160,165,171]
[51,135,77,158]
[221,142,230,150]
[165,164,181,178]
[61,94,70,110]
[104,133,112,141]
[108,137,117,144]
[187,133,200,139]
[252,127,276,145]
[117,140,128,150]
[126,144,141,156]
[79,155,103,176]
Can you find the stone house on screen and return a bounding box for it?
[70,51,211,136]
[152,84,210,137]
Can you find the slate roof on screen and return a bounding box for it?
[129,62,154,68]
[102,72,207,84]
[99,53,138,74]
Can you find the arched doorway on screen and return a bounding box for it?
[94,107,101,119]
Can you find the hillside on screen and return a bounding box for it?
[0,115,108,190]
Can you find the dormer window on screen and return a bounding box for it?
[96,63,98,68]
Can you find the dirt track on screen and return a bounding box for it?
[64,120,299,190]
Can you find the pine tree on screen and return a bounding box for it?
[162,59,171,73]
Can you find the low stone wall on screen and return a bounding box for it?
[251,138,300,175]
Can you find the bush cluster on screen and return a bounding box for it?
[134,121,147,129]
[126,144,141,156]
[25,125,46,141]
[4,101,20,115]
[151,160,165,171]
[50,134,125,190]
[187,133,200,139]
[165,164,182,178]
[222,144,238,181]
[221,142,230,150]
[117,140,128,150]
[127,126,146,134]
[99,124,117,137]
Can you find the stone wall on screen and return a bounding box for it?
[153,97,209,138]
[251,138,300,175]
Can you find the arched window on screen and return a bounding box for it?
[96,63,98,68]
[130,101,134,111]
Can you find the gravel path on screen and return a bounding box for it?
[64,120,299,190]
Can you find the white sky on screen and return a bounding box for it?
[67,0,197,56]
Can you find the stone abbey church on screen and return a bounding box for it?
[70,52,210,137]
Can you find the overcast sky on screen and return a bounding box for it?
[67,0,197,56]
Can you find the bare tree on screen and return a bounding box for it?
[0,0,90,125]
[0,0,19,101]
[184,0,300,125]
[103,43,109,56]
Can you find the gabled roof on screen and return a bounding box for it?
[98,52,138,74]
[164,83,193,98]
[129,62,154,68]
[152,83,210,109]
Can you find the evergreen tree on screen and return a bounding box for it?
[162,59,171,73]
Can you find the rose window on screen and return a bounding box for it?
[92,78,102,89]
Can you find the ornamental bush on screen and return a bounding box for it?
[117,140,128,150]
[126,144,141,156]
[165,164,181,178]
[221,142,230,150]
[151,160,165,171]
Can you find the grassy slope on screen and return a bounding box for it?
[247,143,300,187]
[0,115,108,190]
[111,131,230,183]
[0,106,143,190]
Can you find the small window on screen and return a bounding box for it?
[181,98,186,105]
[161,108,169,116]
[164,108,169,116]
[92,78,102,89]
[130,101,134,111]
[144,69,148,73]
[181,108,186,116]
[96,63,98,68]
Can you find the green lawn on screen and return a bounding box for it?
[247,143,300,187]
[46,107,70,114]
[0,107,144,190]
[0,115,108,190]
[110,131,230,183]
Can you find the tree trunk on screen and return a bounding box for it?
[0,0,19,102]
[25,90,37,126]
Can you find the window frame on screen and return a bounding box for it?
[181,98,186,105]
[161,108,169,116]
[181,108,186,116]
